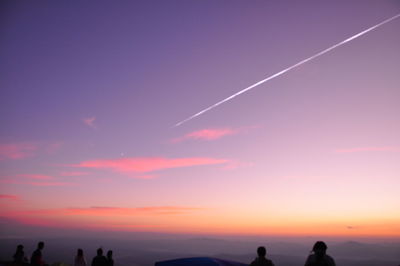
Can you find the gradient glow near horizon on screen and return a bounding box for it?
[1,1,400,238]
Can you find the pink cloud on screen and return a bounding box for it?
[0,179,74,187]
[172,128,237,143]
[65,206,202,216]
[75,157,228,173]
[171,125,261,143]
[135,174,158,179]
[0,173,74,187]
[91,223,159,230]
[0,205,203,232]
[3,216,58,228]
[185,128,236,140]
[8,206,201,219]
[0,194,20,201]
[0,214,162,231]
[335,146,399,153]
[83,116,96,128]
[27,181,74,187]
[18,174,54,180]
[0,143,37,160]
[60,171,89,177]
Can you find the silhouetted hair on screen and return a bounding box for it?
[97,248,103,256]
[77,248,84,257]
[257,246,266,257]
[38,242,44,249]
[107,250,113,259]
[16,245,24,252]
[312,241,327,251]
[13,244,25,262]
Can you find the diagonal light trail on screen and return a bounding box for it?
[175,13,400,127]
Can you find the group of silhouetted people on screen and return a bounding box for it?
[12,240,335,266]
[12,242,46,266]
[89,248,114,266]
[250,241,335,266]
[11,242,114,266]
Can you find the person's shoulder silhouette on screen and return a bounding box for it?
[13,244,28,265]
[30,241,45,266]
[74,248,87,266]
[249,246,274,266]
[304,241,336,266]
[91,248,108,266]
[106,250,114,266]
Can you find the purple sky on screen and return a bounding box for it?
[1,1,400,237]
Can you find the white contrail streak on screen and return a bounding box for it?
[175,13,400,127]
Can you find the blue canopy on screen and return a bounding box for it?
[155,257,247,266]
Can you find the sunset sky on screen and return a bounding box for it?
[1,1,399,238]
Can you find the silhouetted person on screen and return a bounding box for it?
[91,248,108,266]
[249,246,274,266]
[74,249,87,266]
[106,250,114,266]
[13,244,28,264]
[30,242,45,266]
[304,241,336,266]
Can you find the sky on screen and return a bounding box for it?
[1,1,400,239]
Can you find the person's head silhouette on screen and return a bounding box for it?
[77,249,84,257]
[38,242,44,250]
[97,248,103,256]
[14,244,25,261]
[257,246,266,257]
[312,241,327,258]
[107,250,113,259]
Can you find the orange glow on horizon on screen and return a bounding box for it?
[2,206,399,238]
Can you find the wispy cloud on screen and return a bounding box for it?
[0,143,37,160]
[9,206,202,218]
[0,173,75,187]
[1,206,201,231]
[74,157,228,174]
[0,194,20,201]
[2,215,160,231]
[0,141,63,160]
[0,179,74,187]
[17,174,54,180]
[0,215,55,228]
[65,206,203,216]
[60,171,89,177]
[172,128,237,143]
[171,125,260,143]
[0,174,76,187]
[335,146,399,153]
[83,116,96,128]
[28,181,74,187]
